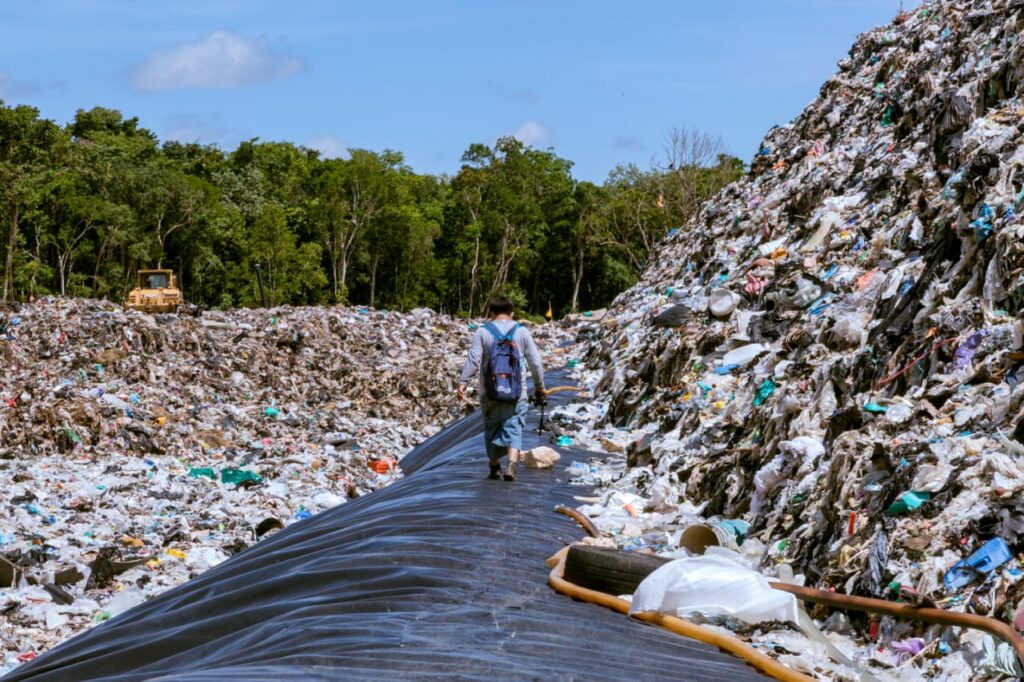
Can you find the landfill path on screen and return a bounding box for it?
[4,373,764,681]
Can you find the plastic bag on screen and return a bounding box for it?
[629,551,798,624]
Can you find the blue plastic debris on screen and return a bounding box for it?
[753,380,776,406]
[953,330,988,369]
[970,203,995,241]
[944,538,1012,591]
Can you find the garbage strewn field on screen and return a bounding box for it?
[559,1,1024,678]
[0,298,565,670]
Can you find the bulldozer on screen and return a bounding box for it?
[125,269,183,313]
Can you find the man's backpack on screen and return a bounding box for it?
[482,322,523,403]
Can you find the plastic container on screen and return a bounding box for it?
[680,520,749,554]
[707,289,739,318]
[369,458,395,474]
[944,537,1012,591]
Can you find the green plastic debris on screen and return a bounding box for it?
[60,422,82,444]
[94,610,112,623]
[753,380,776,406]
[264,406,280,417]
[555,435,574,447]
[864,402,888,413]
[583,311,593,317]
[566,358,580,369]
[188,467,215,480]
[881,107,894,127]
[221,468,264,486]
[886,491,931,516]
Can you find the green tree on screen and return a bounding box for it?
[0,102,63,302]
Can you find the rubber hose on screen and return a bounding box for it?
[554,505,599,539]
[547,548,814,682]
[543,386,590,397]
[770,581,1024,668]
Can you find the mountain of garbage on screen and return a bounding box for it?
[565,0,1024,675]
[0,298,565,668]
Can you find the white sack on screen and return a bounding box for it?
[629,552,798,625]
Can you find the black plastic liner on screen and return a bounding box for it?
[5,378,765,681]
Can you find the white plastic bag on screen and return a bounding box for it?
[629,551,798,625]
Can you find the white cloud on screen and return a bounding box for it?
[305,134,349,160]
[511,120,552,148]
[130,31,305,91]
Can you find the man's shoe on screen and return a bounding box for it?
[502,460,517,482]
[487,463,501,480]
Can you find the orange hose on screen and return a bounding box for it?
[554,506,599,538]
[547,547,814,682]
[543,386,589,396]
[770,582,1024,667]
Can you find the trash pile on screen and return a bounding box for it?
[559,0,1024,676]
[0,298,564,669]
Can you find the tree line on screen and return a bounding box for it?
[0,102,743,317]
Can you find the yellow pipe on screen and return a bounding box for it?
[547,547,814,682]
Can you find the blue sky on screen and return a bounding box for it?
[0,0,900,181]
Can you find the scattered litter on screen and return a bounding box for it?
[560,1,1024,676]
[0,298,567,670]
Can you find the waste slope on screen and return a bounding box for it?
[578,0,1024,600]
[3,381,763,681]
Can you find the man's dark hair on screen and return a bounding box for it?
[488,296,515,316]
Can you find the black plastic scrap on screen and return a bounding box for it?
[3,378,765,682]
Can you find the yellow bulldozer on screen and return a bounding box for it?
[125,269,182,313]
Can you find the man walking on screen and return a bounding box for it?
[458,296,545,481]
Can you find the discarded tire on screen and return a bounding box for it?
[563,545,668,596]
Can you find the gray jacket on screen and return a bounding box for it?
[460,320,545,400]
